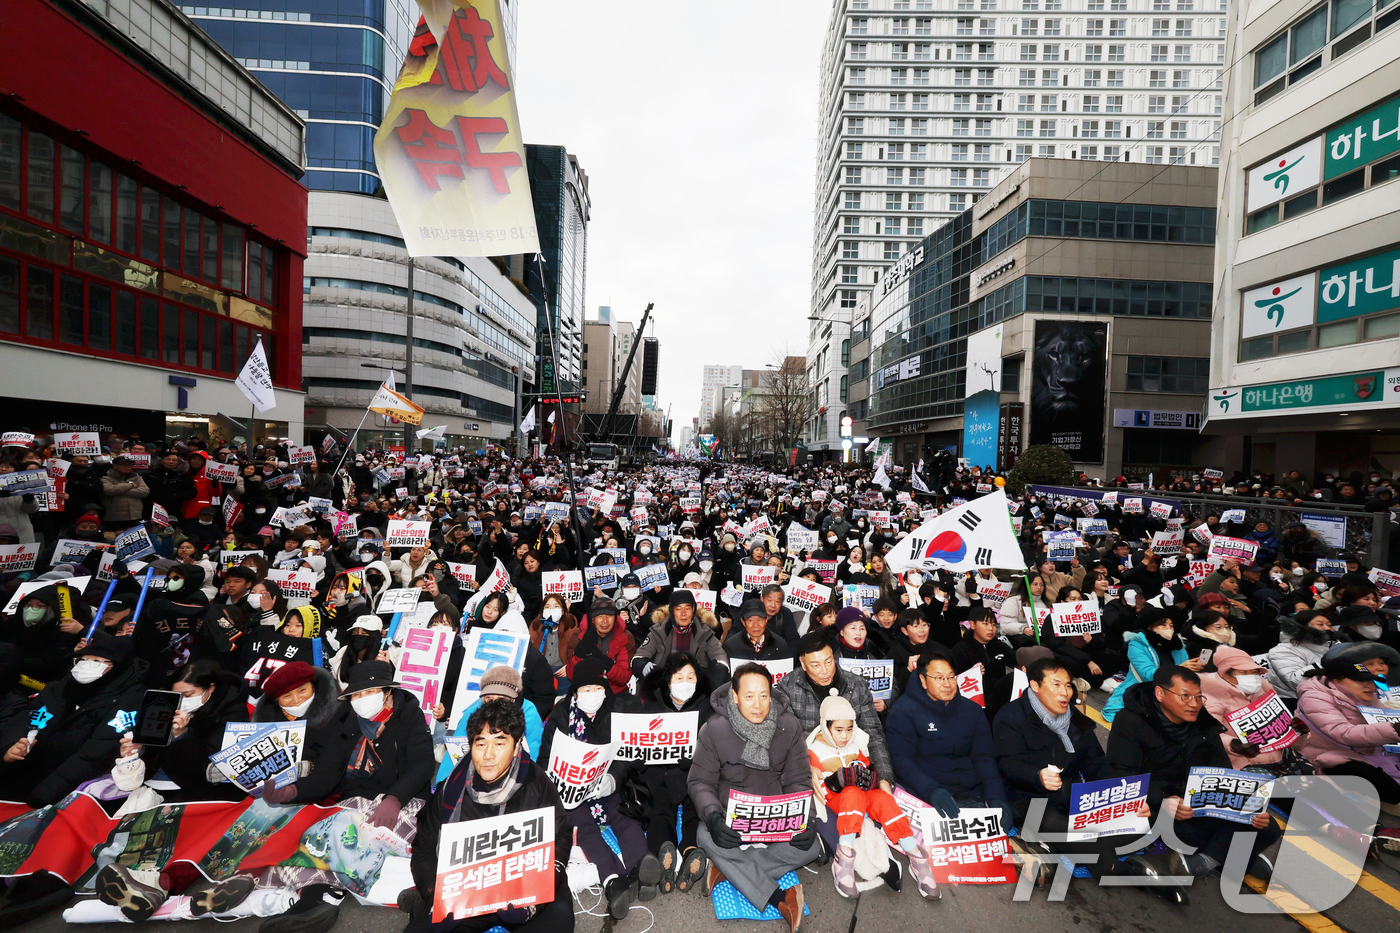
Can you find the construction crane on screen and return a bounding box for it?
[598,302,654,444]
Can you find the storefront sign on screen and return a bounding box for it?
[880,244,926,296]
[1241,273,1317,339]
[1210,368,1400,418]
[1248,137,1323,212]
[1111,409,1201,430]
[1318,245,1400,323]
[1325,92,1400,180]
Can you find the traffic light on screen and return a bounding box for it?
[840,415,852,438]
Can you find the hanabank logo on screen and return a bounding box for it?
[1355,376,1376,400]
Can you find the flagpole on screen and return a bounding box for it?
[331,406,373,482]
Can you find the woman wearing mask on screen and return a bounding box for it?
[328,616,389,691]
[529,594,578,685]
[511,549,545,620]
[247,579,287,629]
[712,532,743,592]
[539,658,659,919]
[617,653,715,894]
[1183,609,1236,671]
[1334,583,1387,643]
[668,540,699,582]
[116,659,250,802]
[1200,646,1287,771]
[612,572,659,644]
[1296,656,1400,813]
[1100,609,1200,722]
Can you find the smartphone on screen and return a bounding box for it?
[134,689,183,747]
[1198,649,1213,664]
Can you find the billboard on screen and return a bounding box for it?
[962,324,1003,469]
[1029,320,1107,463]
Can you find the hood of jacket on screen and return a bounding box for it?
[1278,614,1337,648]
[253,666,344,730]
[169,562,207,589]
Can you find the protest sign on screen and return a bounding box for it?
[385,519,430,548]
[1191,524,1214,545]
[543,501,571,525]
[957,666,985,707]
[377,588,423,616]
[1369,567,1400,597]
[742,565,777,590]
[479,559,511,595]
[1099,491,1118,505]
[546,732,613,809]
[449,629,531,730]
[1314,559,1348,577]
[272,505,313,530]
[1067,774,1151,840]
[202,461,238,483]
[756,657,795,685]
[838,658,894,701]
[976,577,1013,610]
[786,524,818,551]
[841,583,881,612]
[1184,559,1222,589]
[1150,530,1183,555]
[50,538,102,566]
[1122,497,1143,514]
[725,790,811,844]
[1224,692,1299,752]
[0,544,40,573]
[397,626,457,727]
[783,579,832,615]
[219,549,265,567]
[634,562,671,591]
[433,808,555,923]
[916,805,1017,884]
[288,445,316,465]
[148,502,172,530]
[0,470,49,498]
[1221,508,1246,524]
[1051,599,1101,636]
[0,431,34,448]
[584,565,618,592]
[678,496,701,514]
[266,569,317,604]
[743,514,772,538]
[542,570,584,601]
[807,558,837,584]
[1185,767,1273,825]
[1359,705,1400,724]
[693,588,717,613]
[1149,501,1173,521]
[1203,468,1224,481]
[610,711,700,765]
[209,721,306,792]
[307,496,333,516]
[445,562,477,588]
[113,525,156,561]
[597,547,628,566]
[54,432,101,456]
[1207,536,1259,564]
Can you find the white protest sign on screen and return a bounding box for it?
[976,577,1013,609]
[445,562,477,588]
[756,657,795,685]
[786,524,818,552]
[742,565,777,590]
[378,587,423,615]
[1122,498,1143,514]
[1150,530,1183,555]
[0,543,40,573]
[634,562,671,591]
[54,432,101,456]
[1148,501,1173,521]
[694,589,717,613]
[610,711,700,765]
[1207,536,1259,564]
[545,732,614,809]
[957,666,985,707]
[386,519,431,548]
[202,461,239,484]
[397,625,457,726]
[1052,599,1102,636]
[266,568,317,604]
[288,445,316,465]
[448,629,531,730]
[542,570,584,601]
[783,579,832,615]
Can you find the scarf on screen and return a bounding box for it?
[1027,686,1075,753]
[1151,693,1196,743]
[454,752,524,819]
[567,698,611,829]
[725,695,776,770]
[671,623,693,655]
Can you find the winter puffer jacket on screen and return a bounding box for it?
[993,691,1112,813]
[0,654,149,807]
[0,580,87,690]
[1101,630,1187,722]
[252,666,359,804]
[1105,681,1230,810]
[1295,676,1400,773]
[140,679,250,801]
[338,688,435,803]
[885,682,1006,805]
[687,683,811,821]
[1199,673,1284,770]
[1266,617,1332,699]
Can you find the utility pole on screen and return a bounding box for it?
[403,258,415,454]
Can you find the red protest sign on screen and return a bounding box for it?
[433,808,555,922]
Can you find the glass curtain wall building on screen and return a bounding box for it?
[184,1,536,449]
[526,144,589,397]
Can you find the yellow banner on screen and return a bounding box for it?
[374,0,540,258]
[369,384,427,426]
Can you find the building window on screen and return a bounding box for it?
[845,191,861,210]
[1001,355,1022,391]
[1125,356,1210,392]
[1084,95,1100,112]
[1082,145,1099,160]
[849,42,868,60]
[1085,44,1103,61]
[848,117,865,135]
[1084,70,1101,86]
[975,143,992,161]
[841,265,858,284]
[951,169,969,185]
[840,375,849,402]
[974,169,991,185]
[842,240,859,259]
[840,290,858,309]
[884,241,902,259]
[953,143,970,161]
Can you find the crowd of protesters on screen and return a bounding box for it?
[0,431,1397,933]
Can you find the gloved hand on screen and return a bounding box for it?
[368,794,402,829]
[987,798,1017,833]
[929,789,960,819]
[262,779,298,805]
[1229,739,1261,758]
[705,811,744,848]
[852,762,875,790]
[824,769,849,796]
[642,662,655,677]
[593,773,617,799]
[498,905,536,925]
[789,823,818,850]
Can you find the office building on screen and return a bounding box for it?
[700,363,743,427]
[1207,0,1400,477]
[526,144,589,400]
[854,157,1224,479]
[184,1,535,450]
[808,0,1226,454]
[1,0,307,444]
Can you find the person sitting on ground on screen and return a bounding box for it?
[631,589,729,687]
[688,663,815,932]
[1296,654,1400,813]
[1199,646,1287,771]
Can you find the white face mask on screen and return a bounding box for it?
[678,549,692,561]
[1233,674,1264,695]
[71,659,110,683]
[543,606,562,622]
[351,692,386,718]
[699,560,713,572]
[1355,623,1383,640]
[247,593,263,610]
[282,697,314,718]
[1123,590,1138,607]
[639,544,652,555]
[670,681,697,704]
[359,550,375,562]
[623,587,641,601]
[906,572,923,585]
[179,691,208,713]
[332,592,348,607]
[575,689,606,715]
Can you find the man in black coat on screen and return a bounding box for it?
[1106,666,1280,879]
[402,700,574,933]
[144,451,197,520]
[949,607,1014,693]
[993,658,1154,883]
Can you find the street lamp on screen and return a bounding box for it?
[361,362,408,453]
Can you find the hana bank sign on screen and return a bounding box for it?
[1246,137,1322,214]
[1210,368,1400,419]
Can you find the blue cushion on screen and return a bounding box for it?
[710,872,810,920]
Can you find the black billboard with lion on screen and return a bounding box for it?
[1029,320,1107,462]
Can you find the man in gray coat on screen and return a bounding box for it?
[100,456,150,527]
[631,589,729,686]
[688,663,814,932]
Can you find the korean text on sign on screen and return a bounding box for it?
[725,790,811,843]
[434,807,555,922]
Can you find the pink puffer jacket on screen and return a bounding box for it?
[1199,673,1284,770]
[1295,677,1399,770]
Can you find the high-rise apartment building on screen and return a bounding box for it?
[184,1,537,450]
[807,0,1225,457]
[526,144,589,399]
[700,364,743,427]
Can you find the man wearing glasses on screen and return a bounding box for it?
[1107,665,1280,880]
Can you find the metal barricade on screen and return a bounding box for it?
[1160,492,1391,569]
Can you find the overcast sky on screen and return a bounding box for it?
[514,0,829,440]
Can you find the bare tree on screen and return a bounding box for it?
[760,350,815,453]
